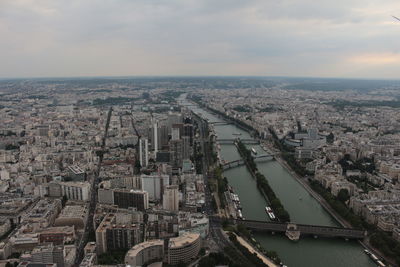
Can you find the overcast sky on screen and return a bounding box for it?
[0,0,400,79]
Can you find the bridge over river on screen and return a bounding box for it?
[217,138,260,145]
[211,216,365,240]
[222,153,278,170]
[236,219,366,240]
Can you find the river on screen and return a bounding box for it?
[187,102,377,267]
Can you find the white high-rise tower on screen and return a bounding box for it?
[139,138,149,168]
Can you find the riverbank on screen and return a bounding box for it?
[230,232,279,267]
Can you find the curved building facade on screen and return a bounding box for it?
[167,232,201,265]
[124,240,164,267]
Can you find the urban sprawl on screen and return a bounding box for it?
[0,78,399,267]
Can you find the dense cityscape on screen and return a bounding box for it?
[0,77,399,267]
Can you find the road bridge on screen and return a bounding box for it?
[221,153,277,170]
[236,219,366,240]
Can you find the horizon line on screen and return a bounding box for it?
[1,74,400,82]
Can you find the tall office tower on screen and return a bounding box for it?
[160,124,169,148]
[139,138,149,168]
[171,127,180,141]
[167,113,182,133]
[31,244,65,267]
[172,123,183,139]
[162,185,179,212]
[170,139,183,168]
[149,122,161,152]
[153,121,158,153]
[182,136,190,160]
[183,124,194,145]
[140,174,170,201]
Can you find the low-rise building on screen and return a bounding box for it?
[54,204,88,229]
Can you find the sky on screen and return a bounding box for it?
[0,0,400,79]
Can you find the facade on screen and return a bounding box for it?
[141,174,170,201]
[37,226,76,245]
[113,189,149,211]
[97,188,114,205]
[163,185,179,212]
[182,124,193,145]
[169,139,183,168]
[59,182,90,201]
[182,136,190,160]
[171,127,180,141]
[48,183,62,198]
[167,232,201,265]
[31,243,64,267]
[124,239,164,266]
[54,205,88,229]
[96,213,142,254]
[139,138,149,168]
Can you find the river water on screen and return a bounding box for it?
[188,102,377,267]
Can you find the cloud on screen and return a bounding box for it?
[0,0,400,78]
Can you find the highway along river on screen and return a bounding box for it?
[188,103,376,267]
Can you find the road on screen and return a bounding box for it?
[74,108,112,265]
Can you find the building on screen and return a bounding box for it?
[67,165,85,181]
[59,182,90,201]
[95,213,142,254]
[163,185,179,212]
[23,199,62,231]
[178,212,209,238]
[139,138,149,168]
[31,243,64,267]
[169,139,183,168]
[182,136,190,160]
[171,127,180,141]
[37,226,76,245]
[48,182,62,198]
[167,232,201,265]
[97,188,114,205]
[54,205,88,229]
[124,240,164,266]
[159,125,169,149]
[141,174,170,201]
[113,189,149,211]
[183,124,193,145]
[79,253,96,267]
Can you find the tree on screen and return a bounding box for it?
[326,132,334,144]
[337,189,350,203]
[199,256,216,267]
